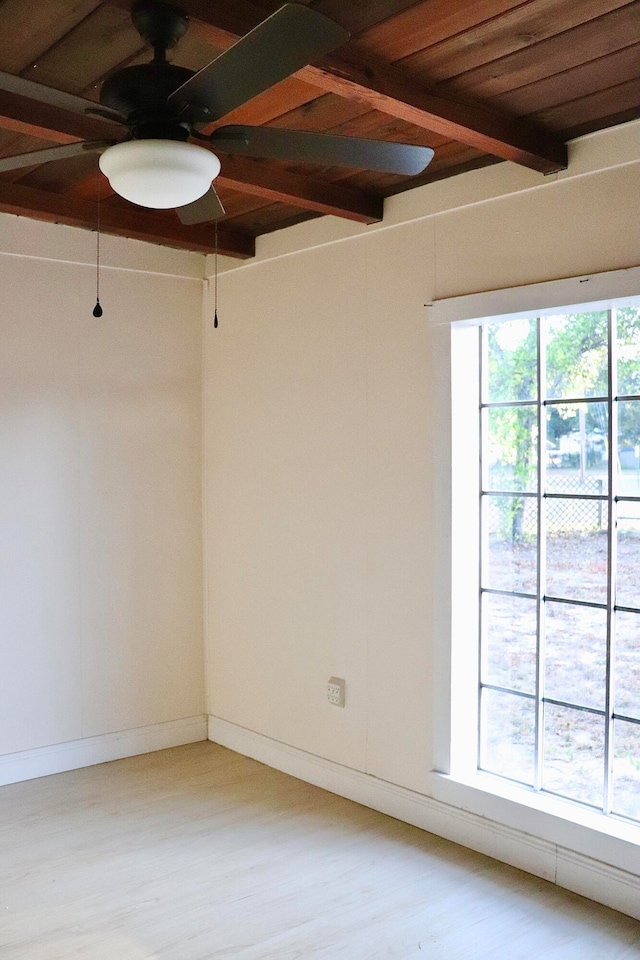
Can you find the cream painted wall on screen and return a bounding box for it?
[0,217,205,755]
[204,122,640,797]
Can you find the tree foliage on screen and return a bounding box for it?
[485,306,640,541]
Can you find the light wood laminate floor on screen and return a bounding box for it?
[1,741,639,959]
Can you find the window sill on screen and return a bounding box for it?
[428,768,640,876]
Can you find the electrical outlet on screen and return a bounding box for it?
[327,676,345,707]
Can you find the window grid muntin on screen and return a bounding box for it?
[483,587,536,600]
[476,325,484,774]
[535,314,545,790]
[477,308,640,823]
[481,683,640,727]
[604,307,616,812]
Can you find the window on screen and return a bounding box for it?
[478,303,640,823]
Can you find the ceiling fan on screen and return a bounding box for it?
[0,0,434,225]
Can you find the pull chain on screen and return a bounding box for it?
[213,219,218,329]
[93,170,103,317]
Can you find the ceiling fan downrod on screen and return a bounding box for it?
[131,0,189,63]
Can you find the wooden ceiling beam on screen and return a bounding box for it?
[216,156,383,223]
[0,88,119,144]
[302,50,568,174]
[60,149,382,224]
[0,180,254,257]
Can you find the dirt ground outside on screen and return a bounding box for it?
[482,512,640,823]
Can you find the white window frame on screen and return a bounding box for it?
[426,266,640,876]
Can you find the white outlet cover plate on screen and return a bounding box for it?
[327,677,345,707]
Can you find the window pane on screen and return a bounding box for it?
[617,515,640,609]
[480,687,535,785]
[617,305,640,397]
[612,720,640,821]
[482,495,537,594]
[486,319,537,403]
[484,406,537,492]
[542,703,604,807]
[475,298,640,823]
[545,501,608,604]
[614,611,640,720]
[481,593,537,694]
[617,400,640,498]
[545,311,608,400]
[545,402,608,494]
[545,602,607,710]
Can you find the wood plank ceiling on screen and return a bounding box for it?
[0,0,637,258]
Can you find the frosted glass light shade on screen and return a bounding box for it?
[99,139,221,209]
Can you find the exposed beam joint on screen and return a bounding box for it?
[0,181,254,258]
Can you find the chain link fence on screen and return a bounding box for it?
[546,474,605,532]
[487,474,605,540]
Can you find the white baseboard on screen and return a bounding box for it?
[207,715,640,922]
[0,715,207,786]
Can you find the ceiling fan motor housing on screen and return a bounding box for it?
[100,62,196,139]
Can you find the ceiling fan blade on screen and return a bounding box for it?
[0,70,124,124]
[176,186,225,225]
[0,140,117,174]
[210,125,435,176]
[168,4,349,121]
